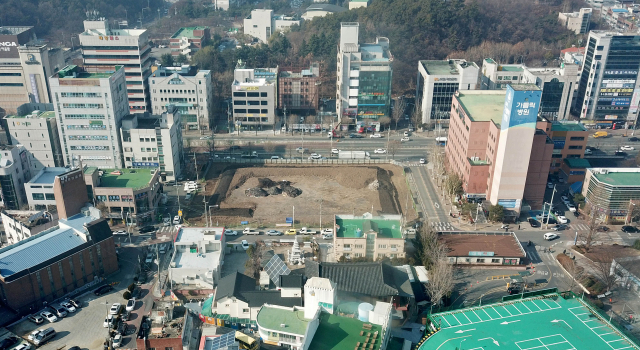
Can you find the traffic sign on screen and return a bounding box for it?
[178,210,183,217]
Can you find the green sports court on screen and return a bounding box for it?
[418,292,638,350]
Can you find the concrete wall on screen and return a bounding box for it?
[54,168,89,220]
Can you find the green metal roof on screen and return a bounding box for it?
[551,122,587,132]
[499,65,524,72]
[201,296,214,317]
[457,92,505,125]
[469,158,490,166]
[309,312,383,350]
[564,158,591,168]
[257,307,309,336]
[99,169,154,189]
[593,171,640,187]
[336,217,402,239]
[171,26,208,39]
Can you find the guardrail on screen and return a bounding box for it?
[210,158,391,165]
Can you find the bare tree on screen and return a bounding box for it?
[425,242,454,310]
[244,240,265,280]
[411,103,422,130]
[378,116,391,131]
[589,250,620,292]
[580,204,603,252]
[388,140,401,159]
[263,142,277,154]
[288,114,298,135]
[444,172,463,203]
[392,97,406,130]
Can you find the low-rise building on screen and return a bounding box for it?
[135,301,199,350]
[333,213,405,260]
[440,232,526,265]
[149,65,213,131]
[278,64,320,113]
[232,65,278,128]
[349,0,369,9]
[24,167,70,209]
[1,210,56,245]
[582,168,640,223]
[243,10,300,43]
[547,121,589,175]
[0,207,117,313]
[169,227,225,288]
[301,4,347,21]
[558,8,592,34]
[169,27,210,58]
[561,158,591,184]
[120,108,184,181]
[84,167,161,225]
[0,145,31,210]
[4,103,63,171]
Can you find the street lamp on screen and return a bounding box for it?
[479,293,486,306]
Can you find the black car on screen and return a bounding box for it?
[0,336,19,350]
[528,218,541,228]
[552,224,568,231]
[229,145,241,150]
[629,137,639,142]
[615,151,628,157]
[596,226,610,232]
[622,226,639,233]
[139,226,156,234]
[94,285,113,296]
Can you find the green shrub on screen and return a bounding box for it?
[592,299,604,309]
[127,283,135,292]
[123,290,131,300]
[581,276,596,288]
[633,239,640,250]
[591,281,606,294]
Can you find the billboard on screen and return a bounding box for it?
[0,28,34,59]
[500,85,542,131]
[631,89,640,114]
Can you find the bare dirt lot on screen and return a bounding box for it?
[208,164,417,226]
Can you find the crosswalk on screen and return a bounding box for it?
[431,221,456,232]
[116,226,178,247]
[568,223,590,231]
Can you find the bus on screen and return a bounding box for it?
[235,331,258,350]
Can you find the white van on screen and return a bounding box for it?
[544,232,558,241]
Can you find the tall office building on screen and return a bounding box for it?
[336,22,392,122]
[573,32,640,126]
[232,64,278,128]
[558,8,592,35]
[50,65,129,168]
[79,19,152,114]
[417,59,479,125]
[0,26,65,116]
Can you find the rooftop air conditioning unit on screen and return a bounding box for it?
[599,169,609,175]
[280,323,286,328]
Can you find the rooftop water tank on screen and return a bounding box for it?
[358,303,374,322]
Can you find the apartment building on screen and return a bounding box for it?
[5,103,63,171]
[50,65,129,169]
[79,19,152,114]
[573,31,640,127]
[558,8,592,34]
[336,22,392,122]
[0,26,65,116]
[243,10,300,43]
[332,213,405,261]
[417,59,479,125]
[120,107,183,181]
[278,63,320,112]
[169,27,210,58]
[232,65,278,128]
[0,145,31,210]
[149,65,213,131]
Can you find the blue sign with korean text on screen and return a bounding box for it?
[469,251,495,257]
[285,217,293,223]
[132,162,159,167]
[500,85,542,130]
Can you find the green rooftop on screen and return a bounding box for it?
[309,312,383,350]
[457,91,505,126]
[257,307,309,336]
[468,157,490,166]
[5,111,55,119]
[593,170,640,187]
[551,122,588,132]
[564,158,591,168]
[420,60,460,76]
[336,216,402,239]
[499,65,524,72]
[98,169,154,189]
[171,26,208,39]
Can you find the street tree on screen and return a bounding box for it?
[392,97,406,130]
[424,242,453,311]
[589,249,621,292]
[378,116,391,130]
[160,53,174,67]
[245,240,265,280]
[580,204,603,252]
[176,53,189,65]
[573,193,586,209]
[488,204,505,222]
[444,172,464,202]
[388,140,401,159]
[288,114,298,135]
[411,103,422,130]
[263,142,277,154]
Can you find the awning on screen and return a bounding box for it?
[569,181,583,195]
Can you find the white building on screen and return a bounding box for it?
[573,31,640,126]
[149,65,213,132]
[558,8,592,34]
[120,107,184,181]
[417,59,479,125]
[5,103,64,171]
[1,210,56,245]
[303,277,336,319]
[0,26,65,116]
[349,0,369,9]
[79,19,152,114]
[50,65,129,168]
[301,4,346,21]
[24,167,69,209]
[336,22,392,122]
[243,9,300,43]
[232,65,278,128]
[213,0,246,11]
[0,145,31,210]
[169,227,225,288]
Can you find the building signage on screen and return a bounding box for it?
[498,199,519,209]
[600,88,633,93]
[501,85,541,130]
[604,70,638,75]
[434,77,458,82]
[240,86,259,91]
[602,79,636,84]
[604,115,619,120]
[469,251,495,257]
[132,162,159,167]
[553,139,565,149]
[631,89,640,114]
[98,36,120,40]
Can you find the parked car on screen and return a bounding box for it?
[370,133,382,138]
[173,216,181,225]
[28,315,44,324]
[615,151,628,157]
[94,285,113,296]
[620,145,635,151]
[567,203,577,212]
[121,310,131,322]
[225,230,238,236]
[547,182,553,189]
[622,226,639,233]
[113,334,122,348]
[40,311,57,323]
[528,218,541,228]
[114,230,127,236]
[50,305,67,318]
[321,228,333,235]
[139,226,155,234]
[110,303,122,315]
[597,226,610,232]
[419,158,426,164]
[0,336,20,350]
[544,232,558,240]
[163,217,171,226]
[145,253,154,263]
[126,298,136,312]
[33,328,56,346]
[185,193,192,201]
[60,301,76,313]
[584,149,592,155]
[374,149,387,154]
[14,343,32,350]
[270,156,280,159]
[103,314,113,328]
[28,330,42,341]
[241,240,250,250]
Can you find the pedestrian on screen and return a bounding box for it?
[563,249,566,254]
[518,224,521,230]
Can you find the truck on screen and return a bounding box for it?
[243,227,260,235]
[298,227,317,235]
[593,131,608,138]
[338,151,370,160]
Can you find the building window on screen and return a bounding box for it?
[32,193,45,200]
[378,244,387,249]
[476,258,485,263]
[570,136,585,141]
[261,92,268,97]
[355,245,363,249]
[242,308,249,313]
[568,145,583,150]
[45,193,55,200]
[491,259,500,263]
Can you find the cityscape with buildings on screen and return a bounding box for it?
[2,0,640,350]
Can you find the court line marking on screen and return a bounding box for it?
[451,313,462,325]
[515,334,576,350]
[568,305,636,350]
[462,312,472,323]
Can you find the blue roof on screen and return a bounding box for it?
[29,167,69,185]
[0,228,86,278]
[612,8,627,12]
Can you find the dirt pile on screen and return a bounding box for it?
[245,177,302,198]
[368,180,380,191]
[245,187,268,197]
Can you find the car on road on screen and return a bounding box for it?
[173,215,181,225]
[139,225,155,234]
[243,227,260,235]
[331,149,341,154]
[94,284,113,296]
[419,158,426,164]
[621,145,635,151]
[567,203,576,212]
[553,209,564,216]
[597,226,610,232]
[349,134,364,138]
[225,230,238,236]
[126,298,136,312]
[114,230,127,236]
[185,193,192,201]
[622,225,639,233]
[552,224,568,231]
[544,232,558,240]
[113,334,122,348]
[40,311,57,323]
[270,156,280,159]
[309,153,322,160]
[266,230,282,236]
[163,217,171,226]
[145,253,154,263]
[60,301,76,313]
[199,136,212,140]
[285,229,297,235]
[401,137,410,142]
[404,131,410,137]
[629,137,639,142]
[370,133,382,138]
[322,233,333,239]
[321,228,333,235]
[556,216,568,224]
[615,151,628,157]
[560,195,569,202]
[528,218,541,228]
[28,314,44,324]
[241,240,250,250]
[547,182,553,189]
[374,148,387,154]
[110,303,122,315]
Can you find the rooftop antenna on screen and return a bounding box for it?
[86,10,100,21]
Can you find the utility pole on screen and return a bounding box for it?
[193,152,198,182]
[386,127,390,162]
[292,206,295,229]
[319,198,322,229]
[545,184,557,229]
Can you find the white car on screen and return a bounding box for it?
[321,228,333,235]
[241,240,250,250]
[309,153,322,159]
[15,344,31,350]
[419,158,426,164]
[370,133,382,138]
[270,156,280,159]
[266,230,282,236]
[114,230,127,236]
[584,149,592,155]
[28,330,42,341]
[40,311,57,323]
[126,298,136,312]
[560,195,569,202]
[544,232,558,241]
[374,149,387,154]
[60,301,76,313]
[557,215,568,224]
[200,136,212,140]
[173,216,181,225]
[112,334,122,348]
[621,145,635,151]
[331,149,340,154]
[401,137,410,142]
[567,203,577,212]
[103,314,113,328]
[225,230,238,236]
[109,303,121,315]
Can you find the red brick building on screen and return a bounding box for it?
[278,63,320,112]
[170,27,210,58]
